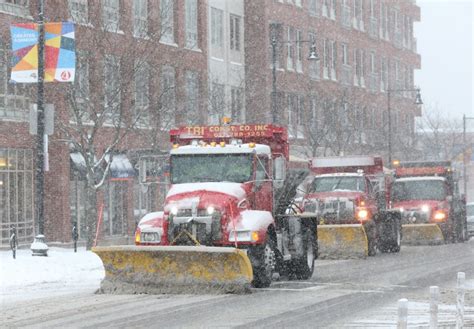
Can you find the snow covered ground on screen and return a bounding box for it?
[0,247,104,305]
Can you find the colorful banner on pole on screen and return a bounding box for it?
[10,22,75,83]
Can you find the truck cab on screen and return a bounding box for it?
[392,161,467,242]
[135,123,318,287]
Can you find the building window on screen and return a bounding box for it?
[68,0,88,24]
[330,0,336,19]
[322,0,329,17]
[231,87,244,123]
[0,0,30,17]
[160,0,174,44]
[133,0,148,38]
[103,181,127,236]
[296,30,303,73]
[0,148,34,247]
[352,0,364,30]
[102,0,120,32]
[160,65,176,130]
[331,40,337,80]
[0,40,29,121]
[134,61,150,127]
[230,15,241,52]
[209,82,225,125]
[342,43,348,65]
[309,0,319,17]
[323,38,329,79]
[185,0,198,49]
[73,51,90,122]
[104,55,121,124]
[286,27,294,70]
[211,8,223,49]
[185,71,200,124]
[380,57,388,91]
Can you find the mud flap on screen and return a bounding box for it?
[317,224,368,259]
[93,245,253,294]
[401,224,445,245]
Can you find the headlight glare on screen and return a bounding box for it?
[207,206,215,215]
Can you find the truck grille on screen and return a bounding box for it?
[168,210,222,245]
[309,198,355,223]
[401,209,430,224]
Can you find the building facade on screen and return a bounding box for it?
[0,0,209,246]
[0,0,422,246]
[244,0,421,160]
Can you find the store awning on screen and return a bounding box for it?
[70,152,87,178]
[107,154,136,179]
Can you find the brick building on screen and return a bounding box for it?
[0,0,209,246]
[0,0,422,246]
[244,0,421,160]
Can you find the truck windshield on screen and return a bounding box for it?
[309,176,365,193]
[391,180,447,202]
[171,154,253,184]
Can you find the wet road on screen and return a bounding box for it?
[2,240,473,328]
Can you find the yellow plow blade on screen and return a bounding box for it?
[317,224,368,259]
[401,224,445,245]
[93,245,253,294]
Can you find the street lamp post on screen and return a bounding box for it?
[463,115,474,198]
[386,87,423,167]
[270,36,319,124]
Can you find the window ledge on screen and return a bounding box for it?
[68,20,94,28]
[185,47,202,53]
[133,33,150,40]
[0,117,28,123]
[211,56,224,62]
[229,61,243,66]
[159,40,178,47]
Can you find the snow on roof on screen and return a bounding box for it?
[315,173,364,178]
[312,156,375,168]
[395,176,446,182]
[171,143,271,156]
[167,182,246,200]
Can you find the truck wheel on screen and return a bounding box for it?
[379,220,401,253]
[290,228,316,280]
[249,236,276,288]
[367,224,377,256]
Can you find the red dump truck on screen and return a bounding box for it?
[130,122,317,291]
[392,161,468,245]
[296,156,401,258]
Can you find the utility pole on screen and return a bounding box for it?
[463,115,474,198]
[271,36,277,124]
[35,0,46,237]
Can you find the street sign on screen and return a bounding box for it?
[29,104,54,135]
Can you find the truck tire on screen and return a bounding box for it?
[249,235,276,288]
[379,218,401,253]
[290,228,317,280]
[366,223,377,256]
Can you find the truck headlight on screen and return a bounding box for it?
[356,208,369,222]
[229,230,259,242]
[421,204,430,213]
[432,210,447,222]
[141,231,161,243]
[207,206,215,215]
[170,206,178,215]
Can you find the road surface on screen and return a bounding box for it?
[2,240,473,328]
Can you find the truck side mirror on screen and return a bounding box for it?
[274,157,286,188]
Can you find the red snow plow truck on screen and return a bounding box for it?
[296,156,402,259]
[93,122,317,293]
[392,161,468,245]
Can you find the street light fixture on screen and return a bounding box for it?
[271,36,320,124]
[387,87,423,167]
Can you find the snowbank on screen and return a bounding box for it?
[0,247,104,305]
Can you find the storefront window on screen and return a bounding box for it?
[0,148,34,246]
